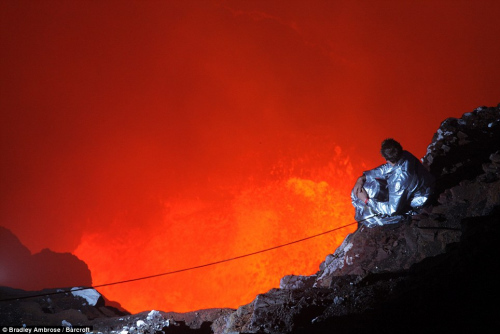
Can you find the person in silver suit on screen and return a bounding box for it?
[351,138,435,227]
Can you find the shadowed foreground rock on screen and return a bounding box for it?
[0,286,128,327]
[1,105,499,333]
[0,286,233,332]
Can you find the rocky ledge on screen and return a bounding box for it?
[1,105,499,333]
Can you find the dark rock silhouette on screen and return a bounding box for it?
[1,105,499,333]
[0,286,129,326]
[0,226,92,290]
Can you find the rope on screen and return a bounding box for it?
[0,221,357,302]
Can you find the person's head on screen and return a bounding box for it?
[380,138,403,164]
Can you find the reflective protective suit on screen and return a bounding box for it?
[352,150,435,227]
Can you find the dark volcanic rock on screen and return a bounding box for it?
[0,286,128,327]
[301,207,500,334]
[313,219,461,287]
[91,308,234,333]
[0,285,233,333]
[422,105,500,197]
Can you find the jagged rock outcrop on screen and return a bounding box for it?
[0,285,234,333]
[0,286,128,327]
[92,308,234,334]
[422,105,500,195]
[215,104,500,334]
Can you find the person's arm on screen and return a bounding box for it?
[353,163,390,204]
[352,175,366,195]
[364,163,389,181]
[353,175,370,204]
[367,174,408,215]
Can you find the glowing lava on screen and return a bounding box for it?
[74,145,356,313]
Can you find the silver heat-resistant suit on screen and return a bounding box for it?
[351,150,435,227]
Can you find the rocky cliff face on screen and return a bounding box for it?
[1,105,499,333]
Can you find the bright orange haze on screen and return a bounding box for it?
[1,1,500,313]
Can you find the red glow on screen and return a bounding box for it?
[74,145,356,313]
[75,188,354,313]
[2,0,500,313]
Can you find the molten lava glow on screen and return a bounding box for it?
[75,147,356,313]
